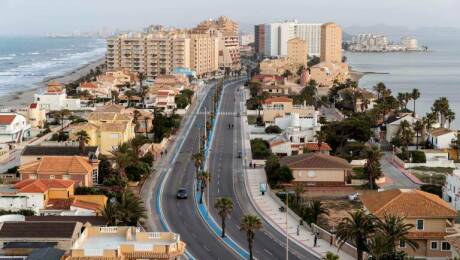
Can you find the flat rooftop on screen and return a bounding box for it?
[76,233,175,251]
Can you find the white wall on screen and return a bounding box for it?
[443,171,460,211]
[0,193,43,214]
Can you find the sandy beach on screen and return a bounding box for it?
[0,57,105,109]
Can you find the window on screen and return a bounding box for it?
[416,219,424,230]
[431,241,438,250]
[49,175,55,179]
[399,240,405,248]
[442,242,451,251]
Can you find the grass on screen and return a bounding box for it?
[351,167,367,180]
[247,115,257,125]
[412,172,446,186]
[411,166,454,174]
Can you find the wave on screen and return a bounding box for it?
[0,57,14,60]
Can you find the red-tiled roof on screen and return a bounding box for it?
[280,153,351,169]
[71,200,101,211]
[263,96,293,104]
[80,82,98,89]
[304,143,332,151]
[30,103,38,109]
[46,199,73,210]
[15,179,74,193]
[0,115,16,125]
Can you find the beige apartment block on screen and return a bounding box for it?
[65,226,185,260]
[190,33,219,76]
[320,22,343,63]
[288,37,308,66]
[106,30,191,79]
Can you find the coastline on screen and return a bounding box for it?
[349,69,388,83]
[0,57,105,109]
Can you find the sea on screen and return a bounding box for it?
[0,36,106,96]
[346,33,460,129]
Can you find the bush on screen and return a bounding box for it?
[265,155,294,187]
[265,125,282,134]
[125,162,150,182]
[410,150,426,163]
[250,138,271,159]
[75,186,105,195]
[0,209,35,216]
[420,184,442,197]
[141,152,155,165]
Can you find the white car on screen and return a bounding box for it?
[348,193,360,201]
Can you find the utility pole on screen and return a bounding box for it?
[286,193,289,260]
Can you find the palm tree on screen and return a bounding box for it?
[322,252,340,260]
[199,171,211,204]
[413,120,424,150]
[336,210,376,260]
[53,109,71,131]
[364,146,383,190]
[397,93,406,111]
[375,214,418,258]
[192,151,204,190]
[373,82,387,100]
[315,130,327,151]
[306,200,329,226]
[214,197,234,238]
[111,143,133,179]
[117,191,147,226]
[446,109,456,129]
[411,88,420,116]
[367,232,393,260]
[101,201,119,226]
[75,130,90,152]
[240,214,262,260]
[294,183,305,206]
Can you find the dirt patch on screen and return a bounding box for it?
[319,200,363,229]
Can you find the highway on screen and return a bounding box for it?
[160,78,317,259]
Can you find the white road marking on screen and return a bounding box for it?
[264,249,273,256]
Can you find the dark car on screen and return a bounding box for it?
[176,188,188,199]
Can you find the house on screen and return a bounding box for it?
[145,88,177,113]
[21,144,99,165]
[34,82,81,111]
[65,225,186,260]
[443,169,460,211]
[19,155,100,187]
[78,81,111,99]
[0,220,83,255]
[0,179,106,215]
[25,215,106,226]
[68,111,135,155]
[279,153,352,186]
[381,114,418,143]
[0,113,31,144]
[262,97,316,124]
[337,87,377,112]
[428,128,457,149]
[361,189,457,259]
[269,134,331,156]
[27,103,47,128]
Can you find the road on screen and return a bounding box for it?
[161,79,318,259]
[380,152,420,189]
[206,81,317,260]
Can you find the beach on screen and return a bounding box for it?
[0,58,104,109]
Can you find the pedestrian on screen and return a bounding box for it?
[313,233,318,247]
[330,235,333,246]
[165,149,168,155]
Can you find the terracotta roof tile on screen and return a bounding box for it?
[263,96,293,104]
[0,115,16,125]
[304,143,332,151]
[19,156,94,175]
[280,153,351,169]
[71,200,101,211]
[361,189,457,218]
[45,198,74,210]
[14,179,75,193]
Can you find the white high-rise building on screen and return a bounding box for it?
[263,21,322,57]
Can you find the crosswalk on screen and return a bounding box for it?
[195,111,243,116]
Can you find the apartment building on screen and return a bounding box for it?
[106,30,191,79]
[65,226,185,259]
[262,96,316,123]
[193,16,241,71]
[254,24,265,55]
[189,33,219,76]
[287,37,308,66]
[261,21,322,57]
[320,22,342,63]
[362,189,457,259]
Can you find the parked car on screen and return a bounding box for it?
[348,192,359,201]
[176,188,188,199]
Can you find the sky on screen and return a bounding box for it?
[0,0,459,35]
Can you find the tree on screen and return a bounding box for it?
[375,214,418,258]
[304,200,329,226]
[101,202,119,226]
[432,97,450,127]
[373,82,387,100]
[411,88,420,115]
[413,120,424,150]
[53,109,71,131]
[265,125,282,134]
[240,214,262,260]
[315,130,327,150]
[322,252,340,260]
[111,143,134,180]
[117,191,147,226]
[336,210,375,260]
[364,146,383,190]
[199,171,211,204]
[192,151,204,190]
[446,109,456,129]
[75,130,90,152]
[214,197,234,238]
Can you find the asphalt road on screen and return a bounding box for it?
[162,79,317,260]
[380,152,420,189]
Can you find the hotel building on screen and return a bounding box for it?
[320,22,342,63]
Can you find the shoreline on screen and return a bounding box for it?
[0,57,105,109]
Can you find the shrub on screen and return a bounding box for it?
[420,184,442,197]
[250,138,271,159]
[410,150,426,163]
[75,186,105,195]
[265,155,294,187]
[265,125,282,134]
[0,209,35,216]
